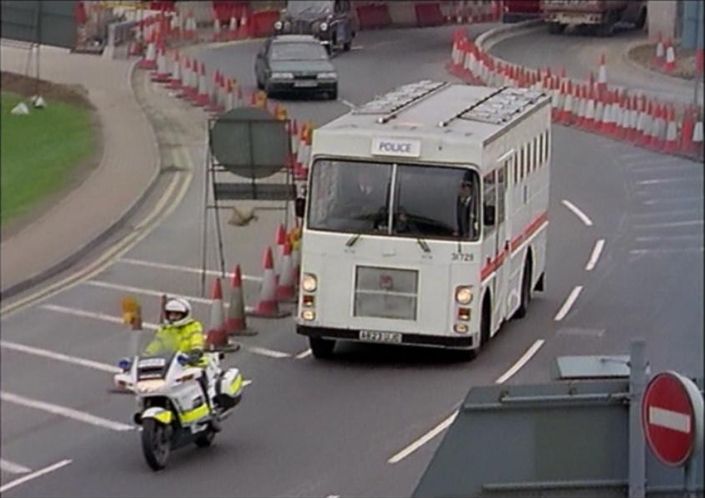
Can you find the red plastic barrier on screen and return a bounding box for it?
[356,4,391,30]
[251,9,279,38]
[415,2,444,27]
[212,0,248,23]
[149,1,175,12]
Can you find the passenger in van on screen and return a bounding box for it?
[454,179,474,238]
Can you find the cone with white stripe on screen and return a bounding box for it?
[276,241,297,302]
[226,265,257,336]
[663,39,676,73]
[167,50,182,90]
[249,247,291,318]
[205,277,237,352]
[151,45,170,82]
[597,53,607,94]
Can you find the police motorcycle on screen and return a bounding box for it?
[115,333,244,471]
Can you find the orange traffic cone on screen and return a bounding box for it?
[205,277,232,351]
[276,241,296,302]
[274,223,287,282]
[250,247,291,318]
[226,265,257,336]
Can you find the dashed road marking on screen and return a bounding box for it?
[561,200,593,227]
[295,348,312,359]
[585,239,605,271]
[117,258,262,281]
[388,411,458,464]
[0,340,120,374]
[494,340,545,384]
[1,391,133,432]
[0,459,31,474]
[554,286,583,321]
[39,304,291,359]
[0,459,72,494]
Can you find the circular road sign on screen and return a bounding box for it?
[642,371,704,467]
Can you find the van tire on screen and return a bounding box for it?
[310,337,335,359]
[513,257,533,319]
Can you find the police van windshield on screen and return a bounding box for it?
[308,159,480,241]
[287,0,333,16]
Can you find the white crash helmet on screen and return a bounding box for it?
[163,298,192,327]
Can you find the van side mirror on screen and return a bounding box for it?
[295,197,306,218]
[483,205,495,226]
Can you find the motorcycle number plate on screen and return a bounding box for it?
[138,358,166,368]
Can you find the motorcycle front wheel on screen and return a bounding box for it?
[141,419,171,471]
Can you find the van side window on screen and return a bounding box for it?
[483,171,496,234]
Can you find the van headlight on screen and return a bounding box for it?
[455,286,473,304]
[302,273,317,292]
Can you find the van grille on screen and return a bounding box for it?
[354,266,418,320]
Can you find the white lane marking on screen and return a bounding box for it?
[0,459,72,494]
[642,197,703,206]
[1,144,193,318]
[0,340,120,374]
[630,247,703,255]
[246,346,291,359]
[585,239,605,271]
[649,406,690,433]
[118,258,262,281]
[636,235,703,242]
[561,200,593,227]
[326,495,341,498]
[0,459,31,474]
[636,178,691,185]
[1,391,133,431]
[494,339,545,384]
[351,45,364,50]
[338,98,356,109]
[243,380,252,387]
[634,220,704,229]
[39,304,291,359]
[554,286,583,321]
[295,348,312,359]
[83,280,255,312]
[40,303,157,328]
[388,411,458,464]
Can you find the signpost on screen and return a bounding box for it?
[642,371,704,498]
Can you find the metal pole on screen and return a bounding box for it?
[695,0,704,107]
[629,339,647,498]
[200,125,211,297]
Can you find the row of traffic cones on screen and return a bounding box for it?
[204,223,302,350]
[448,31,704,160]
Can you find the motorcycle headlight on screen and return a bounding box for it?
[320,22,328,31]
[302,273,317,292]
[274,20,283,30]
[455,286,473,305]
[317,72,337,80]
[271,72,294,80]
[136,379,166,393]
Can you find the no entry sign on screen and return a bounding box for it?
[642,371,704,467]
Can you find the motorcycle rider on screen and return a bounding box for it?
[144,298,214,411]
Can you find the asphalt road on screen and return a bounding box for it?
[1,23,702,498]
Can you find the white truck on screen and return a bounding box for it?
[295,81,552,359]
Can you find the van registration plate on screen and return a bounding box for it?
[359,330,402,344]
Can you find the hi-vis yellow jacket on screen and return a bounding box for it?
[144,319,207,366]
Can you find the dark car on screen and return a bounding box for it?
[273,0,355,53]
[255,35,338,99]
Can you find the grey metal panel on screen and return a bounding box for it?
[213,183,295,201]
[556,355,631,379]
[1,1,77,49]
[413,378,705,498]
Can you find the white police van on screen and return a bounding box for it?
[295,81,552,359]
